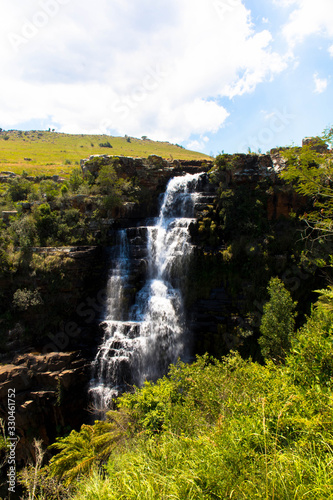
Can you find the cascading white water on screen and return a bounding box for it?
[89,230,137,410]
[90,173,202,413]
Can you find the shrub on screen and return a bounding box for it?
[39,180,60,201]
[12,288,43,311]
[33,203,58,244]
[7,178,33,202]
[287,303,333,389]
[96,164,119,196]
[69,168,84,192]
[10,215,38,247]
[259,277,297,362]
[60,184,69,196]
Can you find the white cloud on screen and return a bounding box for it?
[281,0,333,47]
[313,73,328,93]
[329,44,333,56]
[0,0,287,143]
[186,134,211,153]
[272,0,298,6]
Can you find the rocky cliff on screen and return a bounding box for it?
[0,351,90,463]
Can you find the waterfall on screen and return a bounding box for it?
[89,172,201,413]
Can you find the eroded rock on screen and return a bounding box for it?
[0,351,90,464]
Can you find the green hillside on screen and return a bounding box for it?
[0,130,211,177]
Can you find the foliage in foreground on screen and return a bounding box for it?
[26,296,333,500]
[259,276,297,362]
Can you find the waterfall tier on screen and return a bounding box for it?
[89,173,204,413]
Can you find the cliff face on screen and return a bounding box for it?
[81,153,307,222]
[81,154,213,221]
[0,246,105,354]
[81,154,212,184]
[208,152,307,220]
[0,351,90,463]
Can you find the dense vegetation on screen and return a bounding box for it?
[1,130,333,498]
[0,159,140,348]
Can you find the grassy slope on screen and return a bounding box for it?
[0,130,211,177]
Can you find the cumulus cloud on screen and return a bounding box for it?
[313,73,328,93]
[0,0,287,142]
[281,0,333,47]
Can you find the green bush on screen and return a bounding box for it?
[60,184,69,196]
[259,277,297,362]
[39,180,60,201]
[287,304,333,389]
[12,288,43,311]
[10,215,38,247]
[33,203,58,244]
[7,178,33,202]
[69,168,84,192]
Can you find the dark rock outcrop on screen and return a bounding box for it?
[0,351,90,464]
[80,155,212,186]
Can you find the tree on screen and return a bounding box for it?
[95,164,118,195]
[33,203,58,244]
[10,215,38,247]
[286,301,333,389]
[280,131,333,240]
[259,277,297,363]
[7,178,33,202]
[95,164,125,212]
[69,168,84,193]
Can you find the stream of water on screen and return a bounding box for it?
[89,173,202,412]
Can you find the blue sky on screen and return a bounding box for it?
[0,0,332,156]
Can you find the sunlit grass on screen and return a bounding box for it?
[0,130,211,177]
